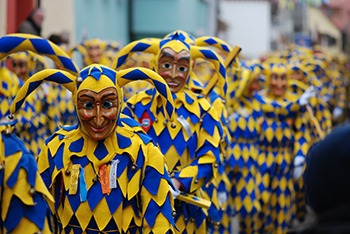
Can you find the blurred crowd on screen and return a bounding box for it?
[0,13,350,234]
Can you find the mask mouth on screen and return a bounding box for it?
[87,123,109,133]
[167,82,180,87]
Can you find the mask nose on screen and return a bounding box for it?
[94,104,104,127]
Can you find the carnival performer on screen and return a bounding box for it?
[0,55,51,157]
[116,33,223,234]
[255,61,315,234]
[0,119,54,233]
[3,33,177,234]
[225,61,263,234]
[287,58,332,222]
[163,31,233,234]
[194,35,241,234]
[70,38,120,68]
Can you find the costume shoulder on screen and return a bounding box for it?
[0,124,53,233]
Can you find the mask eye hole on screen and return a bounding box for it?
[103,101,112,109]
[84,102,94,110]
[179,66,187,72]
[162,63,171,69]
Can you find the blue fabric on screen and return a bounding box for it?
[93,141,109,160]
[130,42,151,53]
[143,166,162,195]
[199,49,218,61]
[30,38,55,55]
[53,143,65,170]
[58,56,78,74]
[120,117,142,127]
[116,132,131,149]
[0,36,26,53]
[45,71,73,84]
[69,137,84,153]
[7,151,37,188]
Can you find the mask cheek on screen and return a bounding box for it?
[103,107,118,120]
[78,109,94,121]
[159,71,169,79]
[178,73,187,81]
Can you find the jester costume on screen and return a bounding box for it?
[256,62,312,233]
[5,49,63,156]
[116,33,223,234]
[0,120,53,233]
[193,35,241,234]
[287,59,332,221]
[226,62,263,234]
[0,57,49,157]
[5,34,177,234]
[164,31,233,234]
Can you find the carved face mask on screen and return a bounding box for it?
[88,44,102,64]
[158,47,190,93]
[77,87,119,141]
[270,72,287,97]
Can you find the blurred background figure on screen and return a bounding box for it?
[16,8,44,36]
[289,123,350,233]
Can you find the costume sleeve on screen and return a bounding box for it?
[1,131,54,234]
[140,142,176,234]
[172,105,221,193]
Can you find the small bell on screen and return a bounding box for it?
[131,165,137,172]
[29,188,36,196]
[171,123,176,128]
[92,177,98,184]
[5,128,12,136]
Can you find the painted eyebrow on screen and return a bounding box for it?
[101,92,118,99]
[178,55,190,62]
[79,93,95,101]
[160,51,175,60]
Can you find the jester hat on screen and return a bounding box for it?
[112,32,227,99]
[0,34,175,135]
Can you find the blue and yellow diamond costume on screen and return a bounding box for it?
[115,33,223,234]
[0,36,74,157]
[5,34,177,234]
[255,62,308,234]
[226,62,263,234]
[287,58,332,222]
[163,31,234,234]
[0,119,54,233]
[193,35,240,234]
[0,57,52,157]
